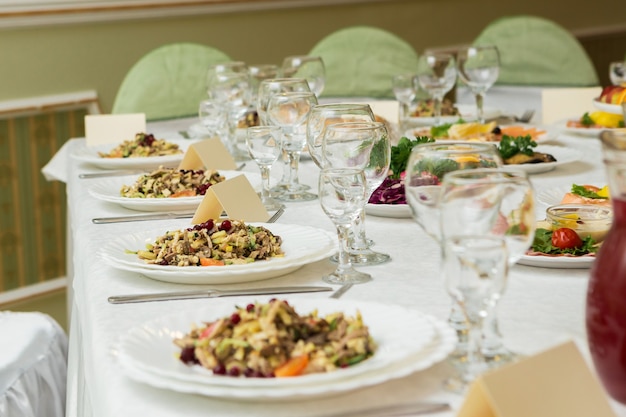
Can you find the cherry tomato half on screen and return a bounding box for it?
[551,228,583,249]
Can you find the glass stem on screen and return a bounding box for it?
[461,309,486,383]
[278,149,291,186]
[433,95,443,126]
[475,92,485,123]
[259,165,272,202]
[286,149,302,191]
[335,223,353,276]
[399,101,410,132]
[350,207,370,251]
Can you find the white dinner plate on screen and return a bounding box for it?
[505,145,582,175]
[404,123,557,144]
[87,171,263,212]
[536,184,610,208]
[70,139,192,170]
[517,253,595,269]
[555,119,606,137]
[408,104,501,126]
[100,222,337,284]
[116,298,455,400]
[365,203,412,218]
[592,99,623,115]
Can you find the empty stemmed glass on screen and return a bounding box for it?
[198,99,226,138]
[306,103,376,168]
[322,121,392,265]
[319,168,371,285]
[206,61,248,96]
[246,126,284,211]
[392,73,418,132]
[281,55,326,97]
[248,64,280,108]
[208,71,251,161]
[416,53,457,126]
[267,91,318,201]
[441,235,508,388]
[456,45,500,123]
[439,168,535,367]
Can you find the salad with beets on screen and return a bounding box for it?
[98,132,182,158]
[368,136,434,205]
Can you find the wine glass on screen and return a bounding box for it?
[456,45,500,123]
[267,91,318,201]
[206,61,248,96]
[248,64,280,108]
[319,168,371,285]
[416,53,457,126]
[439,167,535,366]
[198,99,226,138]
[306,103,376,168]
[246,126,284,211]
[442,235,508,388]
[609,61,626,86]
[208,71,251,161]
[281,55,326,97]
[322,121,392,265]
[392,73,418,132]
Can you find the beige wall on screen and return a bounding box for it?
[1,0,625,112]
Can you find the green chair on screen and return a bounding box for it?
[309,26,420,98]
[112,43,231,121]
[473,15,599,86]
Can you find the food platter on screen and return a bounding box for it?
[555,119,606,137]
[517,254,594,269]
[70,139,192,170]
[100,222,337,284]
[408,104,501,126]
[505,145,582,175]
[403,123,557,144]
[116,298,455,400]
[88,171,262,212]
[365,203,412,218]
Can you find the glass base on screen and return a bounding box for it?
[322,270,372,285]
[330,249,391,266]
[271,183,310,195]
[261,199,285,211]
[483,345,522,368]
[275,190,317,202]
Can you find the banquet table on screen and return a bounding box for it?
[47,90,626,417]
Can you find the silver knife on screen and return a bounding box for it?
[323,402,450,417]
[79,170,147,179]
[108,285,333,304]
[92,212,195,224]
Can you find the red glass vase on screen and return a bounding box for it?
[586,129,626,405]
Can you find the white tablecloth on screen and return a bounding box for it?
[0,312,68,417]
[49,105,626,416]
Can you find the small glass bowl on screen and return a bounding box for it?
[546,204,613,242]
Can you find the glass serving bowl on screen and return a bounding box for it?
[545,204,613,242]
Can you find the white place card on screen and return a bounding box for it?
[191,175,269,224]
[457,340,616,417]
[541,87,602,124]
[178,137,237,171]
[84,113,146,147]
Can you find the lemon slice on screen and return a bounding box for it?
[590,112,624,128]
[448,122,496,139]
[597,185,610,198]
[555,213,579,229]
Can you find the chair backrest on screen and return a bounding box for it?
[309,26,420,98]
[473,15,599,87]
[112,43,231,121]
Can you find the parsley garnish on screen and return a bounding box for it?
[497,135,537,160]
[388,136,434,179]
[580,112,594,126]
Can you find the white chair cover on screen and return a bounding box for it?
[0,312,68,417]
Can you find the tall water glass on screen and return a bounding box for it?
[439,168,536,365]
[416,53,457,126]
[281,55,326,97]
[246,126,284,211]
[442,235,508,387]
[456,45,500,123]
[322,122,392,265]
[306,103,376,168]
[319,168,371,285]
[267,91,318,201]
[392,73,418,132]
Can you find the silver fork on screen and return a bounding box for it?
[516,109,535,123]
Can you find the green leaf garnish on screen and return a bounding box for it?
[580,112,594,126]
[497,135,537,160]
[388,136,434,179]
[531,228,598,256]
[571,184,607,199]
